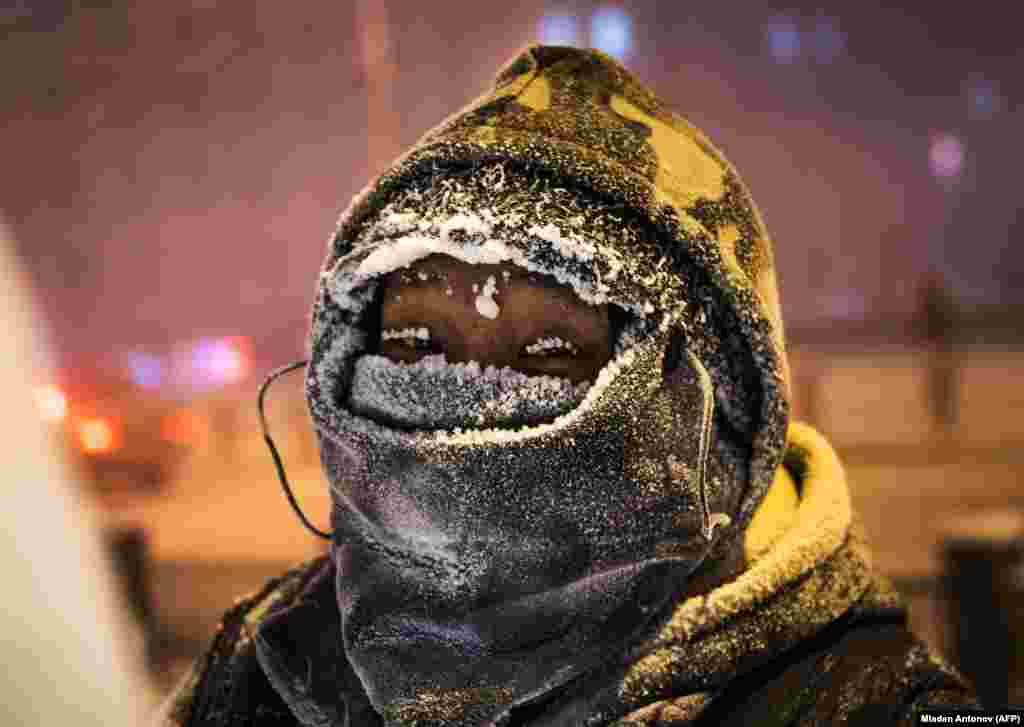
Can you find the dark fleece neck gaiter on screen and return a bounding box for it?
[305,175,750,726]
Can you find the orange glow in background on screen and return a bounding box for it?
[77,417,119,455]
[161,409,209,447]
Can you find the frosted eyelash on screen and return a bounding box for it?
[381,327,431,348]
[524,336,579,357]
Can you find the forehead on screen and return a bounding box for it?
[385,255,558,291]
[378,255,614,337]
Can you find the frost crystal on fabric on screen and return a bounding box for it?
[328,162,766,458]
[348,353,591,431]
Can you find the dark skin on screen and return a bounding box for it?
[377,254,613,384]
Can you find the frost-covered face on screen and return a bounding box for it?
[312,221,739,726]
[377,253,613,384]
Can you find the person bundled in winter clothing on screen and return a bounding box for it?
[157,45,977,726]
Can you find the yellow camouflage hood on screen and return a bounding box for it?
[313,45,790,537]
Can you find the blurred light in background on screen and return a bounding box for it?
[161,409,209,448]
[34,384,67,422]
[539,11,580,46]
[765,15,801,63]
[77,416,119,455]
[590,7,632,60]
[810,17,845,64]
[188,336,250,391]
[930,133,965,179]
[126,351,164,389]
[968,79,1001,120]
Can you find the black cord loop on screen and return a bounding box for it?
[257,359,333,540]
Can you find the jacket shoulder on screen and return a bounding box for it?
[152,556,330,727]
[699,613,978,726]
[802,621,978,725]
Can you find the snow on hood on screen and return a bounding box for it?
[309,44,792,542]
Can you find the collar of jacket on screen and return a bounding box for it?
[251,422,901,726]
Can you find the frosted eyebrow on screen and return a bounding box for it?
[392,269,448,289]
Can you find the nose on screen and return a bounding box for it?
[444,322,521,370]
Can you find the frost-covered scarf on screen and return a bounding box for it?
[304,163,768,726]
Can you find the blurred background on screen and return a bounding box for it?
[2,0,1022,707]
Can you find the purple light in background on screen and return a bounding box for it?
[190,337,245,389]
[929,134,965,178]
[126,351,163,389]
[539,12,580,46]
[811,18,845,63]
[590,7,632,60]
[765,15,801,63]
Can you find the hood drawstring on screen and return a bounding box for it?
[687,349,731,541]
[258,359,333,540]
[257,352,729,545]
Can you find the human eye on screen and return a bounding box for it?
[523,336,580,358]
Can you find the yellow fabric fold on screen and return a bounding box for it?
[744,451,800,562]
[620,420,876,705]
